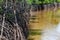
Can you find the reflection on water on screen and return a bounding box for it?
[42,23,60,40]
[29,5,60,40]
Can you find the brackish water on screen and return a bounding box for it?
[29,6,60,40]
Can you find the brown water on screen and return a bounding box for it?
[28,7,60,40]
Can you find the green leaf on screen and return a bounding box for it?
[57,0,60,2]
[0,0,3,3]
[26,0,33,4]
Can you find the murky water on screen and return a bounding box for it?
[29,5,60,40]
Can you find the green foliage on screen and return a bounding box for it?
[0,0,3,4]
[0,7,3,14]
[56,0,60,2]
[26,0,33,4]
[35,0,42,4]
[44,0,50,3]
[26,0,60,4]
[6,13,15,20]
[0,7,2,12]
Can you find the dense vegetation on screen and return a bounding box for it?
[0,0,59,40]
[26,0,60,4]
[0,0,31,40]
